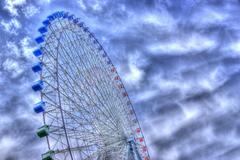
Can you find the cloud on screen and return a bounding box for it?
[190,6,230,26]
[142,10,176,29]
[123,53,145,86]
[2,58,23,78]
[21,4,39,18]
[0,18,21,35]
[3,0,26,16]
[0,137,16,159]
[148,33,216,55]
[6,41,20,57]
[229,40,240,55]
[77,0,87,10]
[20,37,35,60]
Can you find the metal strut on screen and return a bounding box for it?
[127,138,142,160]
[56,43,74,160]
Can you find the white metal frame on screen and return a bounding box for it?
[35,11,150,160]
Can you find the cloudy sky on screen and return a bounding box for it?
[1,0,240,160]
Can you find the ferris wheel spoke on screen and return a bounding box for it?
[72,30,150,158]
[43,28,121,131]
[59,47,126,133]
[61,110,103,137]
[55,144,98,154]
[55,22,121,117]
[70,52,126,124]
[63,111,119,139]
[53,141,102,159]
[56,32,122,127]
[57,20,138,146]
[70,29,121,96]
[48,133,68,149]
[77,141,126,160]
[44,112,62,127]
[44,81,120,134]
[41,55,135,158]
[67,29,133,134]
[41,52,121,132]
[57,80,120,133]
[53,88,119,134]
[65,31,122,111]
[57,60,120,131]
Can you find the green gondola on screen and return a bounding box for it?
[42,150,54,160]
[37,125,49,138]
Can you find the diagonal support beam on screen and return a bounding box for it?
[127,138,142,160]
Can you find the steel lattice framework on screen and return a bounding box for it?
[31,11,150,160]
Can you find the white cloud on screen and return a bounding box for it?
[79,0,107,11]
[163,147,179,160]
[142,11,176,30]
[191,7,229,26]
[135,89,158,102]
[145,66,227,101]
[78,0,86,10]
[2,58,23,78]
[20,37,35,60]
[151,73,183,91]
[229,40,240,55]
[42,0,52,3]
[148,33,216,55]
[22,4,40,18]
[36,0,52,5]
[89,7,176,37]
[141,110,188,159]
[198,66,227,91]
[6,41,20,57]
[91,1,103,11]
[124,53,145,86]
[4,0,26,16]
[125,63,144,84]
[0,137,16,158]
[181,103,201,119]
[213,92,240,113]
[0,18,22,35]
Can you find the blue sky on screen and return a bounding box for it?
[1,0,240,160]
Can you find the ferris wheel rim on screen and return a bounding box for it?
[31,11,150,160]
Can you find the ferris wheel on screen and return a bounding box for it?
[31,11,150,160]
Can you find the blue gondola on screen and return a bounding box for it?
[38,27,47,34]
[32,80,44,92]
[35,36,44,44]
[59,11,64,17]
[52,12,58,18]
[33,49,43,57]
[78,22,84,27]
[63,12,69,18]
[42,20,50,26]
[32,62,42,73]
[83,27,88,32]
[34,101,46,113]
[47,15,54,21]
[68,15,74,20]
[73,18,80,24]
